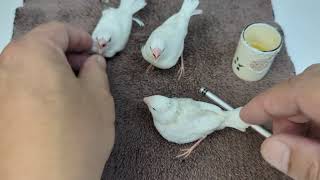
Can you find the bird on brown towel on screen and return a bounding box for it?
[92,0,146,57]
[143,95,250,158]
[141,0,202,80]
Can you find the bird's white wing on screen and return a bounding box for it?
[162,13,180,26]
[159,14,189,36]
[177,98,223,114]
[157,110,224,144]
[177,98,226,130]
[102,9,129,34]
[194,101,249,132]
[92,8,117,38]
[195,100,224,115]
[181,110,225,137]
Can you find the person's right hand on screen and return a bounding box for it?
[241,64,320,180]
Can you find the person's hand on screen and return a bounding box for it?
[241,64,320,180]
[0,22,115,180]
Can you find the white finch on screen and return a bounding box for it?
[92,0,146,57]
[143,95,249,158]
[141,0,202,79]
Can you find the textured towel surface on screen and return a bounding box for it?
[13,0,294,179]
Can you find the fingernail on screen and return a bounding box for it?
[261,139,290,173]
[96,55,106,69]
[239,107,247,121]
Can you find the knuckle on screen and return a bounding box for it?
[46,21,66,29]
[293,64,320,101]
[31,21,65,35]
[47,21,68,36]
[286,73,308,97]
[286,75,298,89]
[0,43,15,57]
[305,64,320,72]
[33,21,68,40]
[0,40,23,60]
[301,64,320,78]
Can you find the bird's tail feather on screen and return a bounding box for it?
[221,108,250,132]
[192,9,203,16]
[120,0,146,15]
[179,0,202,17]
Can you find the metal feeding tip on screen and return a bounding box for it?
[198,86,272,138]
[199,87,208,96]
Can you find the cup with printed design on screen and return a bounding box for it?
[232,23,283,81]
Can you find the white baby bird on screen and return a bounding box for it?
[141,0,202,80]
[92,0,146,57]
[143,95,250,158]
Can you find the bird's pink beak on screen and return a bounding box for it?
[97,38,108,54]
[152,48,161,61]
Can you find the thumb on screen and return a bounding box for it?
[79,55,110,94]
[261,134,320,180]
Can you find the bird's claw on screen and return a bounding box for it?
[175,137,206,159]
[177,66,185,80]
[176,148,193,159]
[177,55,185,80]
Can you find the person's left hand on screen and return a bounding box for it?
[0,22,115,180]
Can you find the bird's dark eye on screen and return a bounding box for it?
[101,43,106,47]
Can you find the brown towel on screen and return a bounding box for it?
[13,0,294,179]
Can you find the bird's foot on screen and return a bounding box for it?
[146,64,154,73]
[175,137,206,159]
[177,66,185,80]
[177,55,185,80]
[176,147,195,159]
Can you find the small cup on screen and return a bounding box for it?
[232,23,283,81]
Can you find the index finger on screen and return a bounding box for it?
[240,78,301,124]
[26,21,92,53]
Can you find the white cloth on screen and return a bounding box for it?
[272,0,320,74]
[0,0,23,53]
